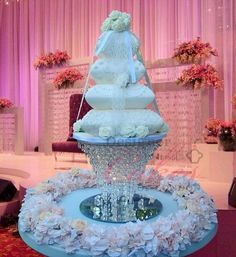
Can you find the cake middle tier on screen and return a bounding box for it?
[81,109,164,136]
[85,83,155,109]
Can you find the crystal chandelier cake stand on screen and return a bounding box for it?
[74,132,166,223]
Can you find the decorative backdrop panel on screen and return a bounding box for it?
[156,90,202,161]
[38,61,90,154]
[0,113,15,152]
[0,107,24,154]
[147,60,208,162]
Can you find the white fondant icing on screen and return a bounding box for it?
[85,83,155,110]
[81,109,164,136]
[99,126,114,138]
[95,31,140,59]
[78,14,168,139]
[90,59,145,85]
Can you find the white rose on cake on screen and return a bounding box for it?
[99,126,114,138]
[102,11,130,32]
[73,119,82,132]
[135,125,149,138]
[109,10,122,20]
[111,18,127,32]
[120,125,136,137]
[122,12,131,21]
[101,19,112,31]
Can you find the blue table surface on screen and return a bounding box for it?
[19,188,217,257]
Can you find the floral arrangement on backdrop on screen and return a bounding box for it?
[205,118,222,134]
[34,50,71,69]
[172,37,218,64]
[218,121,236,151]
[53,68,84,90]
[204,118,222,144]
[0,98,13,110]
[177,64,223,90]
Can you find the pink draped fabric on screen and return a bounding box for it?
[0,0,235,149]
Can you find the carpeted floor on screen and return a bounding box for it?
[0,210,235,257]
[189,210,236,257]
[0,226,43,257]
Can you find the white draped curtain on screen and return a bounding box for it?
[0,0,235,149]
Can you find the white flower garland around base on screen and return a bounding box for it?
[19,169,217,257]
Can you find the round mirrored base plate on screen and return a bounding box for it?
[80,193,163,223]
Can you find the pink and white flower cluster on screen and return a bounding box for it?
[19,170,217,257]
[173,37,218,64]
[205,118,222,133]
[218,121,236,137]
[203,118,222,143]
[177,64,223,90]
[34,50,71,69]
[53,68,84,90]
[0,98,13,109]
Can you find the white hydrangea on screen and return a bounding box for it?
[39,211,54,221]
[71,219,87,231]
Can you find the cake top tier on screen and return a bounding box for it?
[95,11,140,59]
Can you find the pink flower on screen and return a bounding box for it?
[0,98,13,109]
[177,64,223,90]
[173,37,218,64]
[34,50,71,69]
[205,118,222,131]
[53,68,84,89]
[220,121,233,128]
[218,121,236,138]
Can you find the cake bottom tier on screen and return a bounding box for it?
[81,109,164,137]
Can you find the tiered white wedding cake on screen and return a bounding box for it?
[19,11,217,257]
[74,10,168,138]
